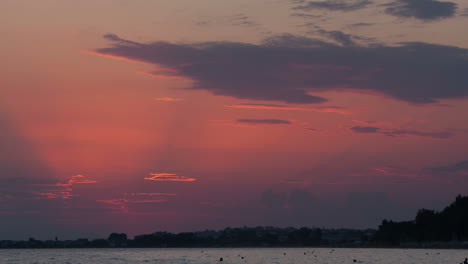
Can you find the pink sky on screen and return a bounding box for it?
[1,0,468,240]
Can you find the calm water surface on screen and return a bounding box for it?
[0,248,467,264]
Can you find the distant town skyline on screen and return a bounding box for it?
[1,0,468,240]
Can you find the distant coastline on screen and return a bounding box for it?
[2,195,468,249]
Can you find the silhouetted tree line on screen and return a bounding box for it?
[5,193,468,249]
[375,195,468,246]
[131,227,323,247]
[4,226,376,248]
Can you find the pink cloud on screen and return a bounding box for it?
[97,198,168,205]
[154,97,185,101]
[123,192,177,196]
[82,50,153,65]
[36,191,77,200]
[370,166,420,178]
[32,175,97,200]
[144,173,197,182]
[68,174,98,185]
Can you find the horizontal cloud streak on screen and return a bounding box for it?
[145,173,197,182]
[226,103,351,114]
[426,161,468,173]
[293,0,373,11]
[155,97,185,101]
[351,126,454,139]
[237,119,292,125]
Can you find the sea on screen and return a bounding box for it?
[0,248,467,264]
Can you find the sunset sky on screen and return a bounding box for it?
[1,0,468,240]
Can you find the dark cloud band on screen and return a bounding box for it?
[384,0,457,20]
[293,0,373,11]
[95,34,468,105]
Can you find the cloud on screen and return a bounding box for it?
[423,160,468,184]
[67,174,97,185]
[230,13,259,27]
[34,174,97,187]
[347,22,375,28]
[282,179,307,184]
[315,29,357,46]
[155,97,185,101]
[426,160,468,173]
[384,0,457,20]
[196,13,260,29]
[103,33,142,46]
[35,190,77,200]
[95,34,468,105]
[32,174,97,199]
[96,193,176,213]
[236,119,292,125]
[291,13,325,19]
[462,8,468,16]
[311,29,376,46]
[293,0,373,11]
[351,126,380,133]
[226,103,352,114]
[385,129,453,138]
[124,192,177,196]
[370,166,420,177]
[351,126,454,139]
[144,173,197,182]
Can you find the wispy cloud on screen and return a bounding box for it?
[230,13,259,27]
[351,126,380,133]
[136,70,190,80]
[97,198,169,205]
[282,179,307,184]
[31,175,97,200]
[103,33,142,46]
[346,22,375,29]
[426,160,468,173]
[293,0,373,11]
[155,97,185,101]
[35,190,77,200]
[67,174,98,185]
[144,173,197,182]
[225,103,352,114]
[123,192,177,196]
[351,126,454,139]
[196,13,261,30]
[83,50,153,65]
[370,166,420,177]
[34,174,97,187]
[96,192,176,213]
[236,119,292,125]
